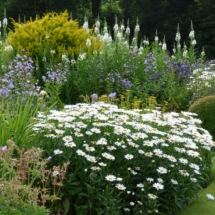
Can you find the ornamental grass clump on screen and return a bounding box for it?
[33,102,214,214]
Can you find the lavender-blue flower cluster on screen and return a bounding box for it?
[0,53,40,97]
[144,52,157,73]
[42,63,68,85]
[106,72,132,89]
[167,59,203,83]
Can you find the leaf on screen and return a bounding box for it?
[63,198,70,215]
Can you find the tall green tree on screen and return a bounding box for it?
[0,0,91,23]
[91,0,101,18]
[192,0,215,59]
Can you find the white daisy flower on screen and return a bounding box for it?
[98,162,107,166]
[171,179,178,185]
[97,137,107,145]
[138,149,144,154]
[179,158,188,164]
[76,149,86,156]
[179,170,189,177]
[187,150,199,157]
[86,146,95,152]
[153,182,164,190]
[45,134,56,138]
[191,178,197,183]
[194,169,201,175]
[206,194,215,200]
[91,166,101,171]
[115,184,126,190]
[189,163,200,170]
[62,135,73,142]
[153,149,163,157]
[107,146,117,150]
[54,129,65,137]
[124,154,134,160]
[105,174,116,182]
[124,208,130,211]
[148,193,158,199]
[91,128,101,133]
[54,149,63,155]
[116,177,123,181]
[85,155,97,163]
[86,131,93,135]
[102,152,115,160]
[64,142,76,147]
[147,178,154,182]
[145,152,153,157]
[74,132,84,137]
[157,178,164,183]
[157,167,168,174]
[168,155,177,163]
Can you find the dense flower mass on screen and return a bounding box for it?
[33,102,214,214]
[0,53,40,96]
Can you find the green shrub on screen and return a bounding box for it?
[7,11,101,62]
[0,199,49,215]
[189,95,215,140]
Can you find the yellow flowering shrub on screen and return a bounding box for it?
[7,11,101,62]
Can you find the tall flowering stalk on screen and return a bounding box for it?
[42,59,69,108]
[151,30,159,55]
[188,20,197,63]
[125,19,130,45]
[2,8,8,39]
[175,24,181,60]
[133,18,140,50]
[162,36,167,52]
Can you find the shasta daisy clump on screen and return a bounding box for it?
[33,102,214,214]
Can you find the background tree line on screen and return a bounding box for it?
[0,0,215,59]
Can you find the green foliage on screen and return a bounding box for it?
[160,70,193,112]
[100,0,123,28]
[188,95,215,140]
[0,96,45,148]
[7,11,101,62]
[0,199,49,215]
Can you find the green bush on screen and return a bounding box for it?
[0,199,49,215]
[189,95,215,140]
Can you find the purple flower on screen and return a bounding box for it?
[121,79,132,88]
[43,63,68,85]
[91,93,98,99]
[0,51,38,97]
[109,92,117,98]
[1,146,7,151]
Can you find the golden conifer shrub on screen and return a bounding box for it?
[7,11,101,62]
